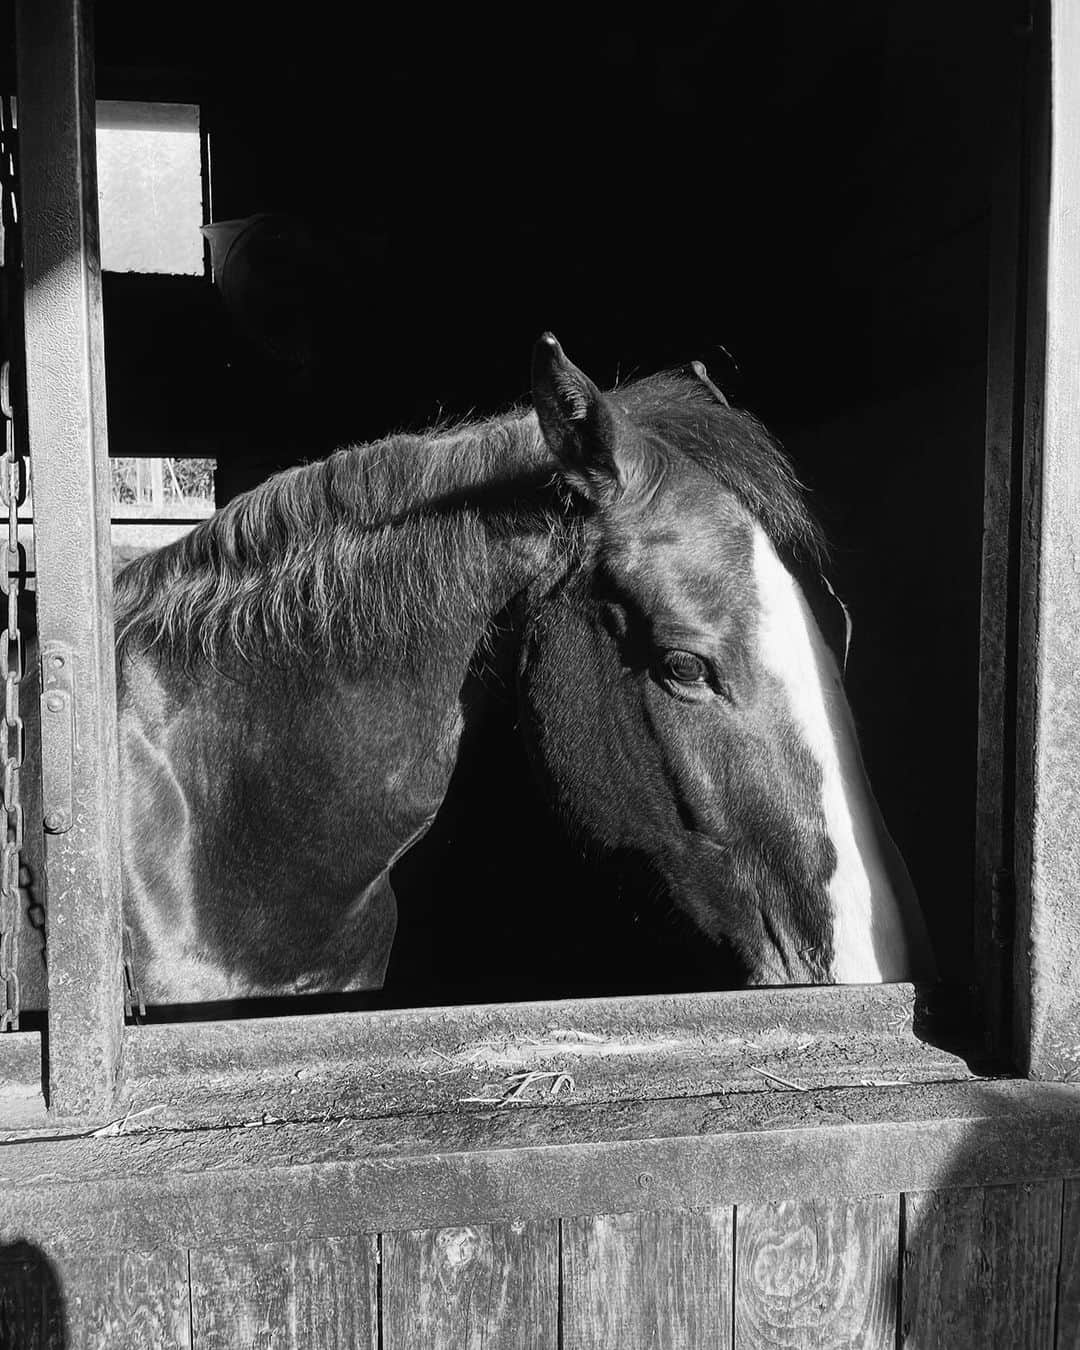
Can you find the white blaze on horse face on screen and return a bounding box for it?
[751,526,929,983]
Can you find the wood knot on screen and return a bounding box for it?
[436,1227,481,1270]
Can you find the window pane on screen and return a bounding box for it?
[96,100,203,275]
[110,457,216,518]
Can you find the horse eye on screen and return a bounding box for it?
[661,650,708,684]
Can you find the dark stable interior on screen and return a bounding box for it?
[77,2,992,1009]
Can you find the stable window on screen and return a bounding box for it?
[96,100,204,276]
[109,457,216,567]
[1,1,1075,1128]
[16,457,216,572]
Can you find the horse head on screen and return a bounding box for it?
[520,334,935,986]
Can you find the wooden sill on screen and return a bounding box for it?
[112,982,975,1132]
[1,983,976,1136]
[2,1079,1079,1254]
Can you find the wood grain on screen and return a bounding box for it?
[562,1207,732,1350]
[189,1236,377,1350]
[381,1219,557,1350]
[901,1181,1062,1347]
[121,982,960,1133]
[1012,0,1080,1080]
[734,1194,898,1349]
[6,1082,1080,1254]
[1056,1177,1080,1349]
[61,1248,190,1349]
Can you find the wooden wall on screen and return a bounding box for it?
[1,1179,1074,1348]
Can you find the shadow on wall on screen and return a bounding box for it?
[0,1240,66,1349]
[907,1090,1074,1345]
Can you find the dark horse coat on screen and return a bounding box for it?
[114,336,934,1004]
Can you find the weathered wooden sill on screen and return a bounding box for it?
[1,982,975,1136]
[116,982,975,1131]
[2,1080,1080,1254]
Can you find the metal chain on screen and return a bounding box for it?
[0,359,22,1031]
[0,94,23,1031]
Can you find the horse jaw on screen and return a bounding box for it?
[751,525,936,984]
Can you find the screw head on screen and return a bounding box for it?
[44,810,65,831]
[45,693,63,712]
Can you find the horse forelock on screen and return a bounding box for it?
[611,373,826,570]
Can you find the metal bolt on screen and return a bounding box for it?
[636,1172,653,1190]
[45,693,63,713]
[44,810,65,832]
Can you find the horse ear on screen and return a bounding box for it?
[531,333,641,502]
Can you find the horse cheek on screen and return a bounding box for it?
[518,617,645,853]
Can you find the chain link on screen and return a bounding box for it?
[0,94,23,1031]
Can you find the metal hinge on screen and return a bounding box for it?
[39,642,74,834]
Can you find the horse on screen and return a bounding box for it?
[113,334,935,1005]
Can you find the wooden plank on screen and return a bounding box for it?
[734,1195,897,1348]
[1054,1177,1080,1349]
[121,982,972,1131]
[189,1236,377,1350]
[1012,0,1080,1078]
[14,0,125,1115]
[901,1181,1061,1347]
[61,1247,190,1349]
[381,1219,557,1350]
[562,1208,732,1350]
[2,1081,1080,1255]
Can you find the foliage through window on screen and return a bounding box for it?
[110,457,215,518]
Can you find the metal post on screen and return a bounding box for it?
[15,0,124,1115]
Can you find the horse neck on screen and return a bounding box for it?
[751,525,936,983]
[346,413,572,658]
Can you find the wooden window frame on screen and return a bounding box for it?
[0,0,1076,1136]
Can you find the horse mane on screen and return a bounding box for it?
[114,412,561,671]
[114,371,823,671]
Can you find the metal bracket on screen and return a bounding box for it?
[39,641,74,834]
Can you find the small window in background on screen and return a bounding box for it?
[15,459,217,575]
[11,104,212,578]
[96,100,204,275]
[109,458,217,570]
[110,457,216,519]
